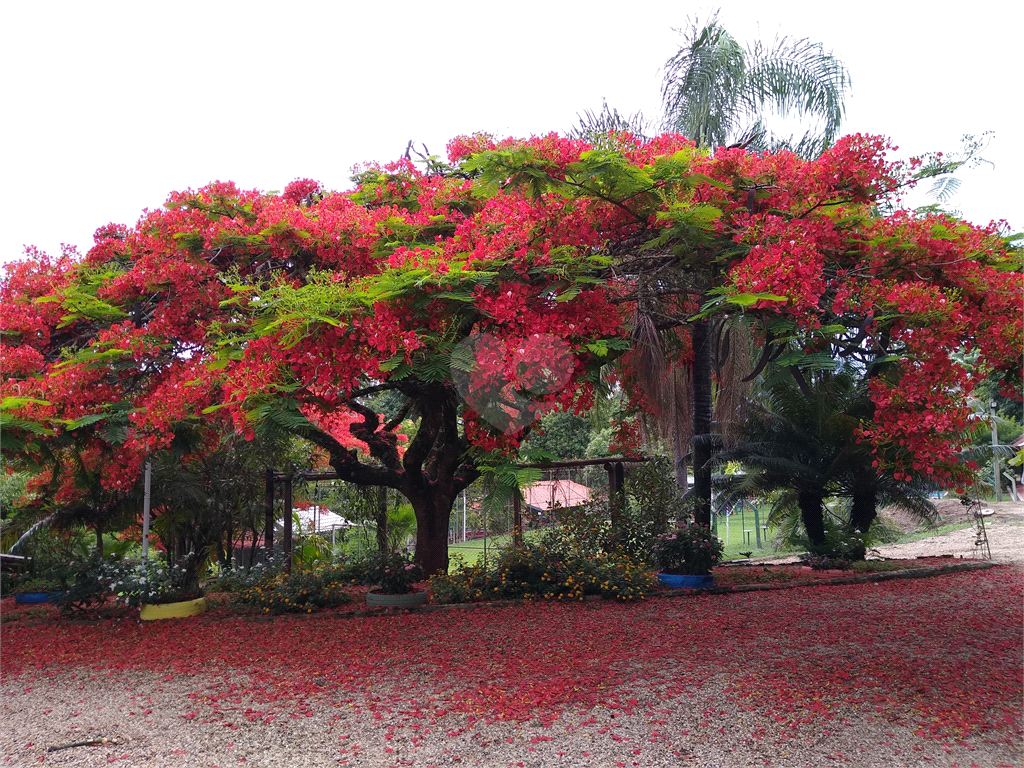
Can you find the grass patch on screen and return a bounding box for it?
[448,532,519,566]
[892,521,974,544]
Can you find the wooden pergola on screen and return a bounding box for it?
[265,456,650,572]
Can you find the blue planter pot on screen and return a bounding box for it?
[14,591,65,604]
[657,573,714,589]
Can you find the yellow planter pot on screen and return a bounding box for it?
[140,597,207,621]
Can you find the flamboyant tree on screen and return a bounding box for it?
[1,148,630,575]
[2,132,1020,574]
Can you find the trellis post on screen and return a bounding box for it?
[264,468,275,554]
[283,473,293,574]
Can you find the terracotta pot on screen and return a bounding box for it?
[140,597,207,621]
[657,573,714,589]
[365,589,429,608]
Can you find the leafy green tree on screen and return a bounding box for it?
[521,411,592,460]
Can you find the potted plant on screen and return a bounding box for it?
[360,550,426,608]
[651,524,724,588]
[104,560,206,620]
[13,576,65,604]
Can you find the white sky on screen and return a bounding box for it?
[1,0,1020,267]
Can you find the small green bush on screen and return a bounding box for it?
[209,554,286,593]
[358,549,422,594]
[803,524,867,570]
[103,559,203,607]
[233,565,354,614]
[5,555,109,613]
[429,535,655,604]
[651,524,724,576]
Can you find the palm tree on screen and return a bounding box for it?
[564,17,850,525]
[661,12,850,157]
[636,13,851,525]
[569,100,649,144]
[715,369,935,549]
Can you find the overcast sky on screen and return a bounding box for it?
[1,1,1019,268]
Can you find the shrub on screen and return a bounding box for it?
[429,535,656,604]
[426,556,491,604]
[553,457,688,567]
[802,525,867,570]
[5,555,109,613]
[651,524,724,575]
[55,556,109,613]
[359,549,422,594]
[234,566,354,614]
[209,553,285,593]
[102,559,203,607]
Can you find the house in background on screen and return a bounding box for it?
[294,505,356,535]
[522,480,593,525]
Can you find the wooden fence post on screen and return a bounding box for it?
[264,469,275,554]
[283,474,293,574]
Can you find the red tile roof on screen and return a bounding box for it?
[522,480,593,512]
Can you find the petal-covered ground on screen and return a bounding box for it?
[2,567,1022,767]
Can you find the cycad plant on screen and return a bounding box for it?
[715,368,935,550]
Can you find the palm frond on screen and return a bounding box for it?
[662,14,746,146]
[661,16,849,157]
[741,35,849,154]
[570,100,650,143]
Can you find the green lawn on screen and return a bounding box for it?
[448,533,517,566]
[713,506,782,560]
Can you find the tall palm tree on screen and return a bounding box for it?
[639,13,851,525]
[661,12,850,157]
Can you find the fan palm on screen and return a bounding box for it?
[661,12,850,157]
[715,369,935,548]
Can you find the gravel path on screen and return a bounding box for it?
[873,499,1024,566]
[3,506,1022,768]
[3,662,1021,768]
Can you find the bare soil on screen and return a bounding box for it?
[874,498,1024,565]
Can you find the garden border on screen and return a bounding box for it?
[2,560,1007,628]
[227,558,1006,622]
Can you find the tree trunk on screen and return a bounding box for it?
[220,520,231,567]
[798,490,826,545]
[673,429,688,490]
[849,477,877,535]
[376,486,389,553]
[94,520,103,558]
[405,489,453,577]
[691,320,714,526]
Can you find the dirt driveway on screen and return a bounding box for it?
[873,498,1024,565]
